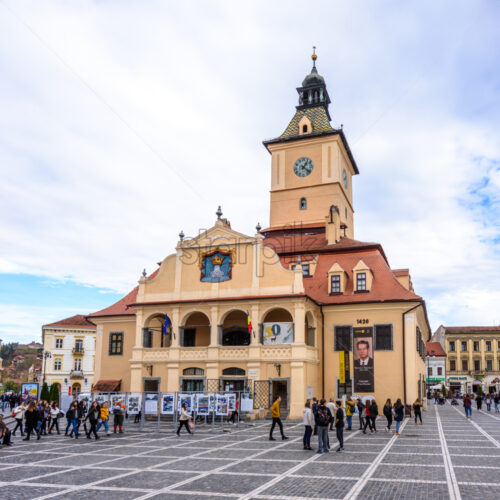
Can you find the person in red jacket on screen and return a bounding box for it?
[463,394,472,418]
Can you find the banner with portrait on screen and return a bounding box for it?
[353,327,374,393]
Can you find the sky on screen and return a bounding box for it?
[1,0,499,343]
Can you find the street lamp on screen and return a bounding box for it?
[42,351,52,382]
[426,354,430,395]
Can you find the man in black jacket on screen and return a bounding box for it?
[334,400,344,452]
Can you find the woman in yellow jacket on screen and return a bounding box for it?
[269,396,288,441]
[96,401,111,436]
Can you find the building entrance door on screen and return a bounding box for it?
[271,380,288,411]
[143,379,159,392]
[182,379,204,392]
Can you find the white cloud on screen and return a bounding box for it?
[0,0,499,336]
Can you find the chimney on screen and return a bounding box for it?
[325,205,341,244]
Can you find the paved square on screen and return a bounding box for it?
[1,405,499,499]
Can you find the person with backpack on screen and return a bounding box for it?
[413,398,423,425]
[394,398,404,436]
[363,400,373,433]
[345,397,355,431]
[96,401,111,436]
[315,398,332,454]
[311,397,319,436]
[334,400,345,452]
[112,399,126,434]
[383,399,393,432]
[269,396,288,441]
[463,393,472,418]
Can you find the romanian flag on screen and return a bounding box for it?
[246,311,253,335]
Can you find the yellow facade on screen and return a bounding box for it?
[90,56,430,418]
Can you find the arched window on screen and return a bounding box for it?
[300,198,307,210]
[183,367,204,375]
[222,367,245,376]
[302,124,308,133]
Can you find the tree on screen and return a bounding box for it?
[49,383,60,404]
[4,380,19,392]
[441,384,446,396]
[40,382,50,401]
[477,385,483,397]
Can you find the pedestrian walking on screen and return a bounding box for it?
[315,398,332,454]
[394,398,404,436]
[345,397,355,431]
[357,399,365,430]
[85,401,101,439]
[12,402,26,437]
[67,401,80,438]
[75,401,89,436]
[383,399,393,432]
[48,402,62,434]
[463,394,472,418]
[369,399,378,432]
[413,398,423,425]
[177,402,192,435]
[0,415,12,447]
[485,394,491,412]
[326,398,336,431]
[112,399,126,434]
[23,401,41,441]
[269,396,288,441]
[334,400,345,452]
[312,397,319,436]
[228,399,239,424]
[363,400,373,433]
[476,394,483,411]
[96,401,111,436]
[302,399,314,450]
[494,393,500,413]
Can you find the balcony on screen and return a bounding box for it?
[70,370,84,379]
[72,347,85,355]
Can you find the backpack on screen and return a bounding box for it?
[316,406,330,426]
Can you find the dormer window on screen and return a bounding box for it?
[298,116,312,136]
[356,273,366,291]
[353,260,373,293]
[331,275,341,293]
[302,264,310,276]
[327,262,346,294]
[302,125,308,133]
[300,197,307,210]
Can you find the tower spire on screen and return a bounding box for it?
[312,46,317,68]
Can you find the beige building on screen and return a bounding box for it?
[41,315,96,396]
[89,54,430,418]
[432,325,500,394]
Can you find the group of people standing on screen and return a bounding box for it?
[461,392,500,417]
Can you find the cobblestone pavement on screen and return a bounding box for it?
[0,405,499,499]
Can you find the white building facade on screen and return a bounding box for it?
[426,342,446,390]
[42,315,96,396]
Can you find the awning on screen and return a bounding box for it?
[92,379,121,392]
[472,380,481,385]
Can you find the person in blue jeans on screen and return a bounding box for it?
[66,401,80,438]
[302,400,314,450]
[463,394,472,418]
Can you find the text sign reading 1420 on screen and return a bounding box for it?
[357,319,369,324]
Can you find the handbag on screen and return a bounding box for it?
[188,420,194,430]
[11,411,16,418]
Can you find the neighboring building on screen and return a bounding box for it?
[89,53,431,418]
[41,315,96,396]
[432,325,500,394]
[425,341,446,389]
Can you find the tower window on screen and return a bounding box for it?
[302,125,308,133]
[300,198,307,210]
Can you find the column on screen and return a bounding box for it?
[290,360,306,419]
[209,306,219,346]
[171,307,180,348]
[250,304,260,345]
[294,303,306,344]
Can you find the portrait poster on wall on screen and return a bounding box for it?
[227,393,236,412]
[196,394,210,415]
[353,327,374,393]
[144,393,158,414]
[177,394,193,413]
[216,394,228,415]
[127,394,142,415]
[240,393,253,412]
[161,394,175,414]
[263,322,294,345]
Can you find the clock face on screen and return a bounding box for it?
[294,157,314,177]
[342,168,348,189]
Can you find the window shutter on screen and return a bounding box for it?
[218,324,223,345]
[178,326,184,347]
[258,323,263,344]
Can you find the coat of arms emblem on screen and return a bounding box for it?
[200,249,233,282]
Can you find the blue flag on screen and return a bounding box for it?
[162,315,171,335]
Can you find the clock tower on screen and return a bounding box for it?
[263,50,358,238]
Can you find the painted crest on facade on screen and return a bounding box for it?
[200,249,233,282]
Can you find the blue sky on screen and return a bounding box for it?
[1,0,500,342]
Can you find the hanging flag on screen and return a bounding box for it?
[246,311,253,337]
[162,315,171,336]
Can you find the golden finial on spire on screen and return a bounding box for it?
[312,46,317,62]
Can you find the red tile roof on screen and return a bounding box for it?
[392,269,409,277]
[44,314,96,329]
[87,287,138,318]
[426,342,446,357]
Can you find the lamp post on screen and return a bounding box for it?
[426,354,430,395]
[42,351,52,383]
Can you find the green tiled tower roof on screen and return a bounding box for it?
[279,106,335,139]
